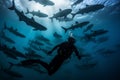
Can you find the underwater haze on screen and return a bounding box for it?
[0,0,120,80]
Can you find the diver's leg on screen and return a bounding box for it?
[36,59,50,71]
[49,55,60,67]
[21,59,49,71]
[48,57,64,75]
[49,60,64,75]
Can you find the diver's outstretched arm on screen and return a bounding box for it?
[48,44,60,55]
[74,47,81,60]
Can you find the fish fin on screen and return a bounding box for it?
[38,10,40,13]
[61,26,67,33]
[75,21,79,24]
[49,17,53,22]
[64,15,67,19]
[59,9,62,12]
[31,17,34,21]
[8,0,15,10]
[21,11,24,14]
[71,4,74,7]
[19,12,24,21]
[26,8,29,14]
[43,5,46,7]
[19,17,22,21]
[71,13,75,19]
[86,4,89,7]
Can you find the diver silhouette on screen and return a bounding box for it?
[22,37,81,75]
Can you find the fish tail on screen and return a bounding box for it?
[61,26,67,33]
[8,0,15,10]
[71,13,75,19]
[71,4,74,7]
[25,8,29,14]
[49,17,53,22]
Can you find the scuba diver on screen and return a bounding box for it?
[22,37,82,75]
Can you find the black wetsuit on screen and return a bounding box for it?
[21,41,81,75]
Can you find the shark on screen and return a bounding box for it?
[56,17,73,22]
[26,9,48,18]
[35,35,50,42]
[53,32,62,39]
[71,0,83,7]
[0,66,23,78]
[29,40,44,46]
[71,4,104,18]
[4,23,26,38]
[50,9,72,21]
[0,45,17,59]
[90,29,108,37]
[0,31,15,44]
[29,0,54,6]
[8,0,47,31]
[62,21,90,33]
[83,24,94,32]
[0,44,26,59]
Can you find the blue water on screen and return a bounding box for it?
[0,0,120,80]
